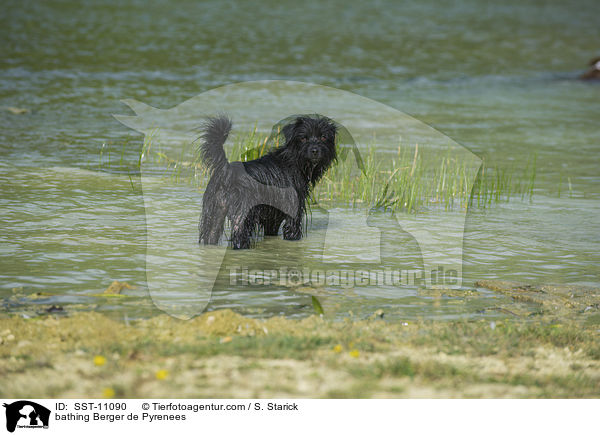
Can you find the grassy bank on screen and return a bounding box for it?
[1,308,599,398]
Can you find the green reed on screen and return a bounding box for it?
[94,130,538,212]
[312,142,537,213]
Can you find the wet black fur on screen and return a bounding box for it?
[198,115,337,249]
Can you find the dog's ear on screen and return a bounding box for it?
[282,117,304,143]
[330,122,338,139]
[282,122,295,143]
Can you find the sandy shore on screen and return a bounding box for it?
[1,287,600,398]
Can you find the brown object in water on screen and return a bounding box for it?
[580,56,600,80]
[104,280,136,294]
[4,107,29,115]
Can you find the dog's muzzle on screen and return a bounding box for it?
[308,145,322,162]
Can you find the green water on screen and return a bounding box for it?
[1,0,599,320]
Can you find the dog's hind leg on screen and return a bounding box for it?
[201,208,227,244]
[230,217,253,249]
[230,207,255,249]
[199,193,227,245]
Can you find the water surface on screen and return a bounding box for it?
[1,0,599,320]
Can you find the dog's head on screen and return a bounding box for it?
[281,115,337,184]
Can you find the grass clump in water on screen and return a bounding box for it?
[95,129,537,212]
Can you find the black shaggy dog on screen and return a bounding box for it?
[198,114,337,249]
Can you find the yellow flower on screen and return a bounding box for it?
[349,349,360,358]
[155,369,169,380]
[93,355,106,366]
[102,388,115,398]
[333,344,343,353]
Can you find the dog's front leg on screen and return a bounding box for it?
[282,216,303,241]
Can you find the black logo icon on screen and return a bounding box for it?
[3,401,50,433]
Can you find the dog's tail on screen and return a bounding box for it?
[199,115,232,174]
